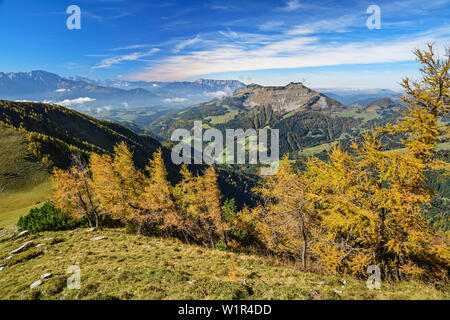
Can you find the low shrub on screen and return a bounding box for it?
[17,202,86,233]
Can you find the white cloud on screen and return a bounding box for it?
[280,0,302,12]
[93,48,160,69]
[55,97,96,106]
[95,105,112,113]
[128,27,450,82]
[204,87,234,99]
[15,99,54,104]
[14,99,36,103]
[287,15,357,35]
[111,44,154,51]
[55,88,69,92]
[173,35,202,53]
[163,97,188,103]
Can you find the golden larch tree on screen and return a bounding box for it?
[252,157,314,268]
[52,155,101,227]
[90,142,145,226]
[304,44,449,280]
[138,149,176,230]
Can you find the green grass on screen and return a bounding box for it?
[0,182,51,229]
[205,105,240,125]
[437,142,450,151]
[0,125,52,229]
[97,111,156,123]
[386,142,450,155]
[334,107,380,122]
[0,126,50,192]
[300,141,338,156]
[299,140,449,157]
[0,229,447,300]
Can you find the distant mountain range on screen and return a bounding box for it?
[0,70,151,100]
[314,87,403,106]
[0,70,404,114]
[67,76,245,93]
[0,70,246,114]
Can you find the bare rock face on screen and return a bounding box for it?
[236,82,344,112]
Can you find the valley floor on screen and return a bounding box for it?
[0,228,448,300]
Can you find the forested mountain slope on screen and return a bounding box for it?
[0,100,165,169]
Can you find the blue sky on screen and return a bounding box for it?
[0,0,449,89]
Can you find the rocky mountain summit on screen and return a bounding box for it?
[236,82,344,112]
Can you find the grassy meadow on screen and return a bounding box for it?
[0,126,51,229]
[0,228,448,300]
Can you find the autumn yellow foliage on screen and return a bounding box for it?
[302,44,449,280]
[52,143,227,246]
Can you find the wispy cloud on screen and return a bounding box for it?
[287,15,359,35]
[93,48,160,69]
[259,21,285,31]
[280,0,302,12]
[110,44,154,51]
[128,26,450,82]
[85,54,111,57]
[173,35,202,53]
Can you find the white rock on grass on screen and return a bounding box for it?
[41,273,52,279]
[30,280,43,289]
[0,266,4,272]
[16,230,29,238]
[91,236,108,241]
[86,228,95,232]
[36,243,45,248]
[9,240,34,255]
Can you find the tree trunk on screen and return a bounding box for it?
[300,217,307,269]
[137,219,143,235]
[95,212,99,228]
[223,232,229,248]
